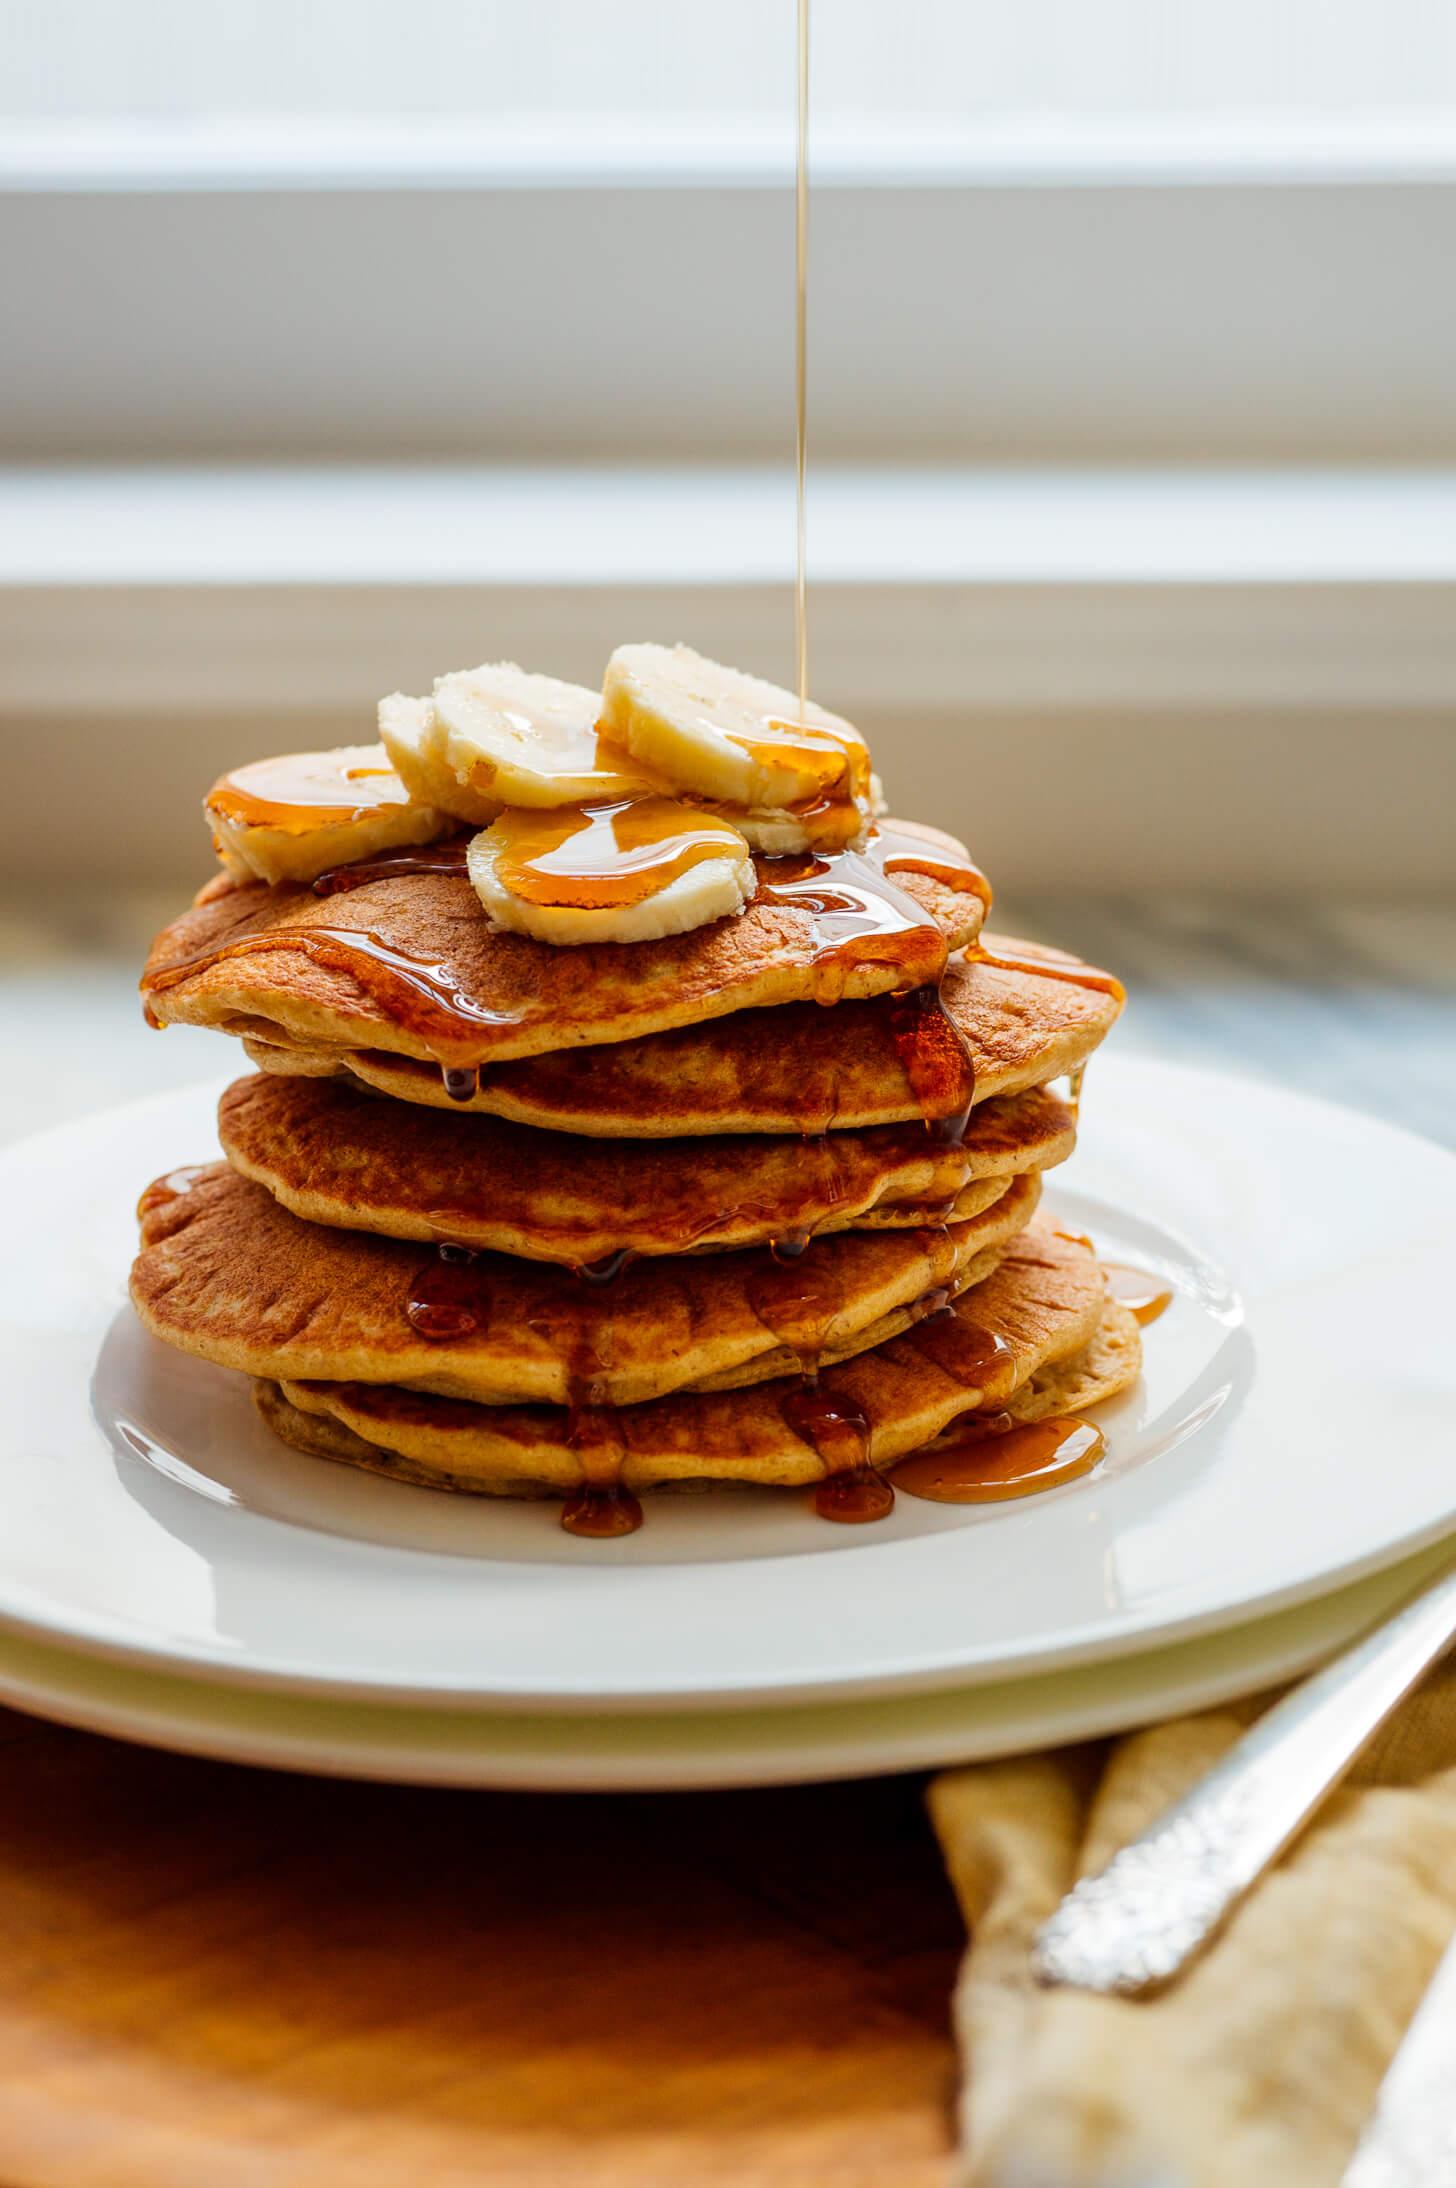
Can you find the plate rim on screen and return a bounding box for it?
[0,1540,1442,1790]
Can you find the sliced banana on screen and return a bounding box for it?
[433,661,659,809]
[205,744,451,886]
[378,692,502,826]
[599,643,872,839]
[726,803,869,855]
[726,768,887,854]
[468,797,756,946]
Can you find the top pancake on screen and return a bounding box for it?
[245,942,1122,1137]
[141,820,986,1066]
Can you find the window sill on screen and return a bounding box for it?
[5,462,1456,713]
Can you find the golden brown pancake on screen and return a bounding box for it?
[140,820,986,1067]
[999,1297,1142,1424]
[253,1226,1138,1496]
[131,1162,1041,1407]
[217,1071,1075,1266]
[241,941,1121,1138]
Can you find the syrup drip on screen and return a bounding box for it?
[814,1468,895,1524]
[405,1242,643,1536]
[794,0,810,712]
[559,1406,643,1540]
[135,1165,209,1220]
[406,1242,493,1342]
[1067,1061,1087,1113]
[1103,1263,1175,1327]
[967,939,1125,1004]
[312,838,470,895]
[537,1295,643,1539]
[749,1237,846,1380]
[490,796,750,912]
[442,1066,479,1103]
[891,1415,1105,1504]
[901,1313,1017,1405]
[885,984,976,1145]
[560,1480,643,1539]
[205,746,412,833]
[781,1383,893,1524]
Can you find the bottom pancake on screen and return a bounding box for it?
[254,1226,1140,1498]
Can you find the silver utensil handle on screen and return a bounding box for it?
[1032,1556,1456,1996]
[1342,1926,1456,2186]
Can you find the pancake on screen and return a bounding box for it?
[131,1162,1041,1408]
[140,820,987,1067]
[241,941,1121,1138]
[254,1226,1137,1496]
[998,1296,1141,1424]
[217,1071,1075,1266]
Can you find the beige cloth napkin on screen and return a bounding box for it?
[927,1661,1456,2188]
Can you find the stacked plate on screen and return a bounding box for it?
[3,1055,1454,1789]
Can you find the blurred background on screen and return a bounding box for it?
[1,0,1453,1135]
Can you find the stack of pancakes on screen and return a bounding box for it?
[132,814,1140,1534]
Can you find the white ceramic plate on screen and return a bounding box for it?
[1,1060,1453,1711]
[0,1542,1443,1790]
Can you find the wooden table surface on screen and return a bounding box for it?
[0,1716,960,2185]
[1,891,1452,2185]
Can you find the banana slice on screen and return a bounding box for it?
[599,643,872,847]
[205,744,451,885]
[433,661,659,809]
[468,796,755,945]
[378,693,501,826]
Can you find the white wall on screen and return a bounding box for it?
[8,0,1456,125]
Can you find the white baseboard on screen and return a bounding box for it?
[4,464,1454,892]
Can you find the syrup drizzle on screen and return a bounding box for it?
[794,0,810,713]
[881,835,993,914]
[205,746,413,833]
[489,796,749,911]
[312,838,470,894]
[753,837,947,1007]
[143,921,523,1048]
[900,1312,1017,1405]
[1103,1263,1175,1327]
[967,938,1125,1005]
[891,1415,1105,1505]
[135,1165,210,1221]
[749,1237,848,1381]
